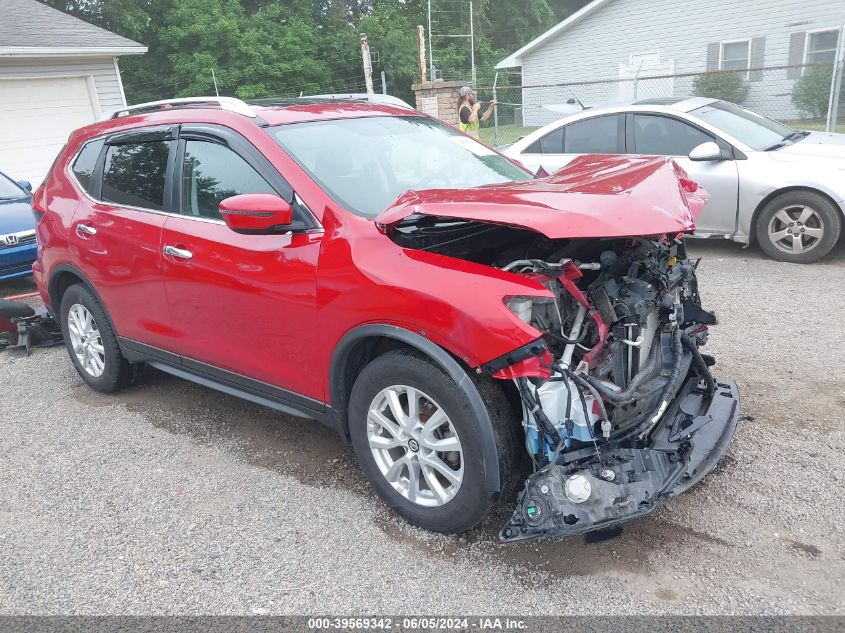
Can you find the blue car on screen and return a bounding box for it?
[0,171,37,281]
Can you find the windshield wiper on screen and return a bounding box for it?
[764,130,809,151]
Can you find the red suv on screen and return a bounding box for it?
[33,97,740,542]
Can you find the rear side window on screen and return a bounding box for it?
[101,141,170,210]
[526,127,564,154]
[563,115,620,154]
[71,139,104,194]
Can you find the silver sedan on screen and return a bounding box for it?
[503,98,845,263]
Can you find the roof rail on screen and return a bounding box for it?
[98,96,257,121]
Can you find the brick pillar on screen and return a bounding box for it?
[411,79,465,126]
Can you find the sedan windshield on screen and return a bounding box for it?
[691,101,796,151]
[0,175,26,201]
[269,116,530,216]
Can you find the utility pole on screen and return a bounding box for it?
[360,33,374,95]
[417,25,428,84]
[469,1,476,86]
[381,71,387,95]
[427,1,435,80]
[210,68,219,97]
[826,23,844,132]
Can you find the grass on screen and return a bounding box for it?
[479,125,538,148]
[784,119,844,132]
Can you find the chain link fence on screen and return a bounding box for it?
[474,64,845,148]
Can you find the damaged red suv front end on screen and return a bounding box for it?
[378,154,740,542]
[39,102,739,543]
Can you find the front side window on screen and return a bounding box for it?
[720,40,750,73]
[269,116,529,217]
[632,115,714,156]
[101,141,170,210]
[72,138,105,195]
[563,115,620,154]
[807,30,840,65]
[180,140,275,220]
[526,127,564,154]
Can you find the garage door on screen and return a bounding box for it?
[0,76,98,186]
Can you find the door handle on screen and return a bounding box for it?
[76,224,97,237]
[163,245,193,260]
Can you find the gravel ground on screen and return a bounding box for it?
[0,241,843,615]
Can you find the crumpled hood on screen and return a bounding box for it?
[376,155,708,239]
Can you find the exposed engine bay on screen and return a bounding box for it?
[391,218,741,542]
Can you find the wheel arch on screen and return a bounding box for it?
[749,186,845,245]
[48,265,119,333]
[330,324,505,492]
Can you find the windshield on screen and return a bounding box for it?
[269,116,530,217]
[0,174,26,201]
[691,101,796,151]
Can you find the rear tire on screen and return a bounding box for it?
[755,191,841,263]
[348,349,522,533]
[59,284,141,393]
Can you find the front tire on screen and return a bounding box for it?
[348,349,521,533]
[755,191,841,263]
[60,284,141,393]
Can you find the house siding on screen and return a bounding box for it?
[518,0,844,125]
[0,56,126,110]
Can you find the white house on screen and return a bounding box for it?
[0,0,146,184]
[496,0,845,126]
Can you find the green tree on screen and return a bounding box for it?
[792,65,842,119]
[692,72,750,104]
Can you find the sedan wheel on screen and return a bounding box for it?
[766,204,824,256]
[367,385,463,507]
[756,191,841,264]
[67,303,106,377]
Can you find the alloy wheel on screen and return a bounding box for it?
[767,205,825,256]
[366,385,464,507]
[67,303,106,377]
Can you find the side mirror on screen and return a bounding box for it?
[688,141,723,162]
[219,193,293,234]
[17,180,32,193]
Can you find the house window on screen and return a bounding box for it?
[720,40,750,74]
[806,29,840,65]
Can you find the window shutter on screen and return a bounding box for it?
[787,32,806,79]
[706,42,720,71]
[749,37,766,81]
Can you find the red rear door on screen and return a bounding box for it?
[160,126,322,401]
[69,128,175,351]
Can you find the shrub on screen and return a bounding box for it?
[692,72,750,104]
[791,65,841,119]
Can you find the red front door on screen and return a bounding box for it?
[160,132,323,400]
[161,218,322,399]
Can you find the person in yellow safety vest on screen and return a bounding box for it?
[457,85,496,138]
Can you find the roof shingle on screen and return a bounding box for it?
[0,0,146,53]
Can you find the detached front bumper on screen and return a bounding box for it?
[500,376,741,543]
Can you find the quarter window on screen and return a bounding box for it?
[632,115,714,156]
[806,30,840,65]
[720,40,750,73]
[180,140,275,220]
[101,141,170,210]
[526,127,564,154]
[71,138,105,195]
[563,115,620,154]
